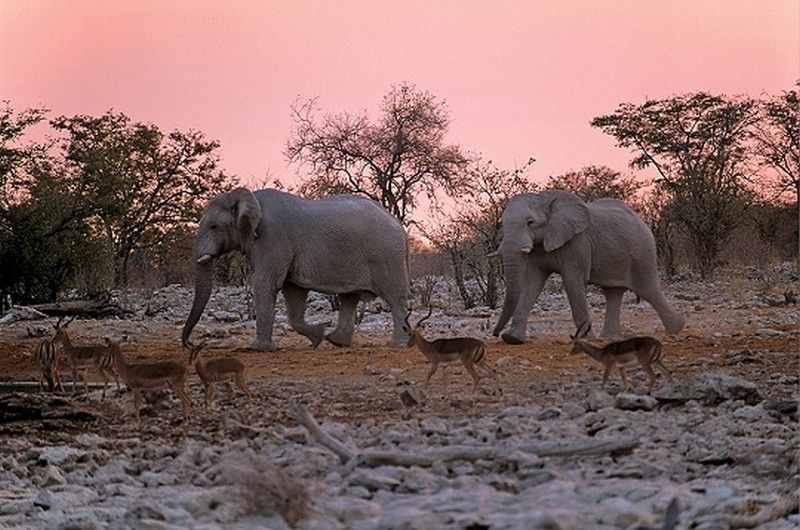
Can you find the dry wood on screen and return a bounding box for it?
[288,401,639,469]
[519,438,640,457]
[358,446,499,468]
[31,300,124,318]
[288,399,356,464]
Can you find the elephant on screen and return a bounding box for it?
[182,187,410,351]
[492,190,685,344]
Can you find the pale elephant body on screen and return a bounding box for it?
[182,188,409,351]
[493,190,684,343]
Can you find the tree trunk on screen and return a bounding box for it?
[796,180,799,275]
[450,252,474,309]
[485,261,498,308]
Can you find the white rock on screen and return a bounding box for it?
[615,393,658,411]
[323,496,381,522]
[587,389,615,411]
[37,446,85,467]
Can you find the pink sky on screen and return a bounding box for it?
[1,1,798,188]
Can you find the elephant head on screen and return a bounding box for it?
[493,190,590,336]
[182,187,261,348]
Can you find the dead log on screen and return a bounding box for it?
[0,393,98,424]
[357,446,500,468]
[288,399,356,464]
[31,300,125,319]
[288,401,639,469]
[518,438,639,457]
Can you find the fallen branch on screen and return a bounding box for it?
[519,438,639,457]
[28,300,125,319]
[358,446,499,468]
[288,401,639,469]
[288,399,356,464]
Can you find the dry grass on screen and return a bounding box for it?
[227,455,310,527]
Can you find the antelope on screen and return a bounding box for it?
[35,339,63,392]
[186,342,252,410]
[52,318,120,398]
[569,335,672,393]
[106,338,191,422]
[404,307,499,396]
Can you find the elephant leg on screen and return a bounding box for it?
[283,283,325,348]
[563,271,594,339]
[502,268,548,345]
[636,285,686,336]
[601,287,625,338]
[251,280,278,351]
[384,291,410,347]
[326,293,358,347]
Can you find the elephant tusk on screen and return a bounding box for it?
[196,254,213,264]
[521,247,532,254]
[486,250,499,258]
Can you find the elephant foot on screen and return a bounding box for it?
[249,338,276,351]
[387,334,407,347]
[500,332,525,345]
[325,331,352,348]
[308,325,326,348]
[664,315,686,336]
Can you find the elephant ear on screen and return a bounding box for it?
[543,192,590,252]
[228,187,262,239]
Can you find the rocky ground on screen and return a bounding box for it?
[0,265,798,529]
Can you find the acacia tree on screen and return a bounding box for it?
[751,84,800,270]
[0,104,104,307]
[52,111,233,286]
[0,102,49,205]
[285,83,468,225]
[592,93,758,278]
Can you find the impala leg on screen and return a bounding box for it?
[236,373,252,402]
[133,389,142,423]
[424,364,438,389]
[601,363,613,390]
[657,361,673,382]
[618,366,629,392]
[464,362,481,392]
[204,383,213,410]
[173,383,191,419]
[71,362,79,395]
[642,364,658,394]
[54,366,64,392]
[99,369,108,400]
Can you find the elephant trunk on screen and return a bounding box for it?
[493,253,525,336]
[182,262,213,348]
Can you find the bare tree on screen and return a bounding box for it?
[592,93,758,278]
[545,165,645,205]
[285,83,468,225]
[751,83,800,271]
[425,158,537,309]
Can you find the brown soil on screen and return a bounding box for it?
[1,303,797,442]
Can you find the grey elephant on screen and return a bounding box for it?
[493,190,685,343]
[182,187,409,351]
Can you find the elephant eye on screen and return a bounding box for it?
[209,224,219,230]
